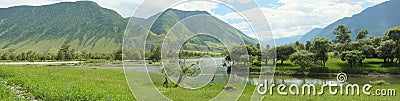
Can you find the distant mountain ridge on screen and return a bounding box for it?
[274,35,303,46]
[298,0,400,43]
[0,1,127,53]
[0,1,256,53]
[131,8,257,50]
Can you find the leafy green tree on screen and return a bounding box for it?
[305,41,312,50]
[294,41,305,50]
[341,50,365,67]
[276,45,296,65]
[385,26,400,42]
[69,49,76,60]
[377,40,396,64]
[149,45,161,62]
[261,48,276,65]
[57,45,71,60]
[225,45,248,66]
[359,42,376,58]
[310,37,331,67]
[80,50,88,60]
[385,26,400,64]
[333,25,352,44]
[356,30,369,41]
[113,48,123,60]
[289,50,316,75]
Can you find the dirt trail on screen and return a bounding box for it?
[1,78,39,101]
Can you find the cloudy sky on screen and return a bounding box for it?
[0,0,388,38]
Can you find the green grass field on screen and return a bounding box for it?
[0,65,133,100]
[0,65,399,100]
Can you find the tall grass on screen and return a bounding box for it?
[0,65,133,100]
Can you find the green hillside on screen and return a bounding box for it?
[134,9,257,52]
[0,1,127,53]
[0,1,256,53]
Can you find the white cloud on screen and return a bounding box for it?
[0,0,389,38]
[172,1,218,14]
[217,0,388,39]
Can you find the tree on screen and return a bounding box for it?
[359,42,375,58]
[225,45,248,66]
[69,49,75,60]
[57,45,71,60]
[305,41,312,50]
[79,50,88,60]
[385,26,400,42]
[149,45,161,62]
[333,25,352,44]
[289,50,316,75]
[294,41,305,50]
[385,26,400,64]
[356,30,369,41]
[341,50,365,67]
[261,48,276,66]
[276,45,296,65]
[377,40,396,64]
[310,37,331,67]
[113,48,123,60]
[174,63,199,87]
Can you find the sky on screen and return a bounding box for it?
[0,0,389,39]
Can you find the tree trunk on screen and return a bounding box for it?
[175,73,184,87]
[163,77,169,88]
[349,60,353,68]
[227,66,232,75]
[210,75,215,86]
[384,58,387,64]
[281,60,284,65]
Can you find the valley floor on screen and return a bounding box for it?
[0,65,399,100]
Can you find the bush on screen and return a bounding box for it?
[309,67,329,73]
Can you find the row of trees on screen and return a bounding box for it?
[223,25,400,74]
[282,25,400,73]
[0,45,122,61]
[333,25,400,66]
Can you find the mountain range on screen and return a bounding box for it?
[2,0,398,52]
[0,1,256,53]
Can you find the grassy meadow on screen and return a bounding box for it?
[0,63,399,100]
[0,65,133,100]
